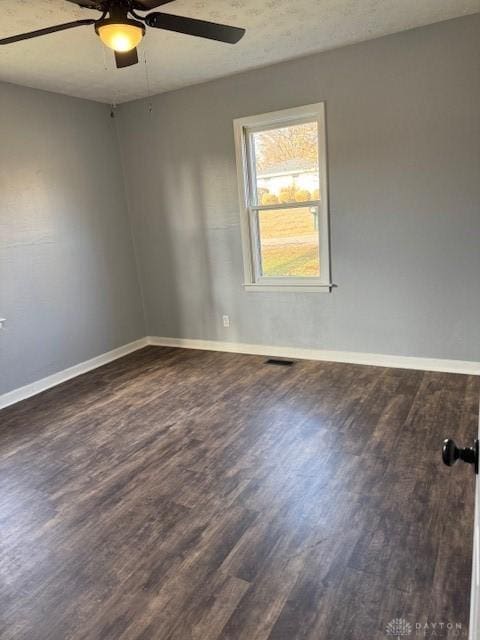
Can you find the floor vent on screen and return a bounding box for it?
[265,358,295,366]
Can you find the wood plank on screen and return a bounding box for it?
[0,346,477,639]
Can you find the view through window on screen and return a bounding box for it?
[252,121,320,277]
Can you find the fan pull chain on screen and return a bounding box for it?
[101,44,118,118]
[143,45,153,114]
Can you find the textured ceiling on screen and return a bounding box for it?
[0,0,479,103]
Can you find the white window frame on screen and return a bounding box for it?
[234,103,331,293]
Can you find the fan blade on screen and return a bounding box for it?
[145,12,245,44]
[0,19,95,45]
[115,48,139,68]
[132,0,176,9]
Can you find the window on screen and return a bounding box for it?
[234,103,331,292]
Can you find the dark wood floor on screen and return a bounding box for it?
[0,347,478,640]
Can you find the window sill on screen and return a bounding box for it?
[243,283,334,293]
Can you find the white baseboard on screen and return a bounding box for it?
[147,336,480,376]
[0,338,148,410]
[1,335,478,411]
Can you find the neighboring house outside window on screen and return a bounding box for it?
[233,103,331,292]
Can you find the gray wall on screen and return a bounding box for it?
[116,15,480,362]
[0,82,145,395]
[1,14,479,399]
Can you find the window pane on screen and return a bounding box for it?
[258,206,320,277]
[252,121,320,206]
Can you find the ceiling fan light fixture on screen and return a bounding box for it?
[95,18,145,52]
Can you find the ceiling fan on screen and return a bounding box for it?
[0,0,246,69]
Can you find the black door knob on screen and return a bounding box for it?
[442,438,479,474]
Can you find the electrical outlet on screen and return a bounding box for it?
[0,318,6,329]
[222,315,230,328]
